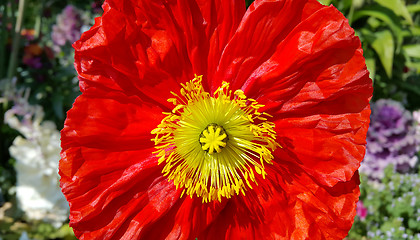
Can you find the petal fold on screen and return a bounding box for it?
[74,0,245,106]
[199,163,360,239]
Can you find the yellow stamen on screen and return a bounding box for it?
[151,75,280,203]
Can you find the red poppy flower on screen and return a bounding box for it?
[60,0,372,239]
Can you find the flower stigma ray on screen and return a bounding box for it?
[151,75,280,203]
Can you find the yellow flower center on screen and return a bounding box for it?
[151,75,280,202]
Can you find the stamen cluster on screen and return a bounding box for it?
[151,75,279,202]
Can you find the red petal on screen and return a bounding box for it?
[61,89,162,152]
[60,90,161,180]
[139,197,227,240]
[60,90,181,239]
[211,0,323,91]
[273,106,370,186]
[258,4,371,186]
[73,1,185,108]
[199,163,360,239]
[198,0,246,87]
[74,0,245,106]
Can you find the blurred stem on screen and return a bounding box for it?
[6,0,26,80]
[34,15,41,39]
[0,3,7,78]
[34,2,44,39]
[348,0,355,25]
[10,0,16,31]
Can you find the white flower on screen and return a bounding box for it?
[5,100,69,227]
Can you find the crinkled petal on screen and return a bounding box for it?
[199,163,360,239]
[60,90,181,239]
[273,106,370,186]
[74,0,245,107]
[139,197,227,240]
[211,0,323,91]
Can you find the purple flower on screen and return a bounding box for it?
[360,99,419,179]
[51,5,84,52]
[356,201,368,220]
[91,0,103,14]
[23,56,42,69]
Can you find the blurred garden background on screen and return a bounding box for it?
[0,0,420,239]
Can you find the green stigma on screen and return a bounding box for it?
[199,123,228,154]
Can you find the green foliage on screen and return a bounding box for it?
[0,2,81,127]
[0,220,77,240]
[321,0,420,110]
[0,102,17,202]
[348,166,420,239]
[18,61,81,129]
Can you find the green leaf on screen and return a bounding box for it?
[403,44,420,59]
[371,30,394,78]
[364,49,377,81]
[407,4,420,13]
[402,26,420,37]
[367,16,382,29]
[405,62,420,73]
[374,0,413,25]
[353,0,365,9]
[366,58,376,81]
[317,0,332,5]
[352,5,403,51]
